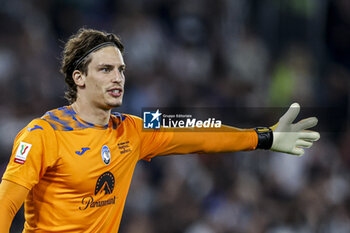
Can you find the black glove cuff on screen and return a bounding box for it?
[255,127,273,150]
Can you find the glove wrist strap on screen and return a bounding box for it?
[255,127,273,150]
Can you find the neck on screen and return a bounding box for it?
[71,99,111,126]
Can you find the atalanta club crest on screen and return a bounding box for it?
[101,145,111,165]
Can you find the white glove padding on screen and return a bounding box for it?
[271,103,320,156]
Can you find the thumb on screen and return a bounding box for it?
[279,103,300,124]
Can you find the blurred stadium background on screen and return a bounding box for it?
[0,0,349,232]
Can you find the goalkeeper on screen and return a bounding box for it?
[0,28,319,233]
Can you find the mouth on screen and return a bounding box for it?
[107,88,123,98]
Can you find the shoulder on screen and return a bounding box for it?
[40,106,86,131]
[118,113,142,125]
[122,114,142,122]
[26,118,56,134]
[110,112,142,130]
[14,117,56,145]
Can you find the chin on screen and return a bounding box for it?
[107,101,122,108]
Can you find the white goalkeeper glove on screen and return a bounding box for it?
[270,103,320,156]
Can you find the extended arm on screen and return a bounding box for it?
[0,180,29,233]
[156,102,321,157]
[139,122,259,160]
[138,103,320,160]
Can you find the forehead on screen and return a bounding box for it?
[89,46,124,66]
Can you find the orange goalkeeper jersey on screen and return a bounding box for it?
[2,106,257,233]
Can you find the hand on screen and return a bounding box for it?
[271,103,320,156]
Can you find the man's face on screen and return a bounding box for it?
[80,46,126,110]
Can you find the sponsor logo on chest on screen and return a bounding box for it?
[79,171,116,210]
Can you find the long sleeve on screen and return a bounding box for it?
[0,180,29,232]
[157,125,258,155]
[126,115,258,161]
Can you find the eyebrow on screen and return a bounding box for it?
[97,64,126,69]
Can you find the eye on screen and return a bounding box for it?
[100,67,111,73]
[119,66,126,73]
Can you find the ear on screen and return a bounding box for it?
[72,70,86,87]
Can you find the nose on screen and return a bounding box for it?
[113,70,124,83]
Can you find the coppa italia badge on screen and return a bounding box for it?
[14,142,32,164]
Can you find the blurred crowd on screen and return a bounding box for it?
[0,0,349,232]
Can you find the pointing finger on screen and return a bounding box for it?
[294,117,318,131]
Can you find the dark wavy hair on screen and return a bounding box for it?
[60,28,124,104]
